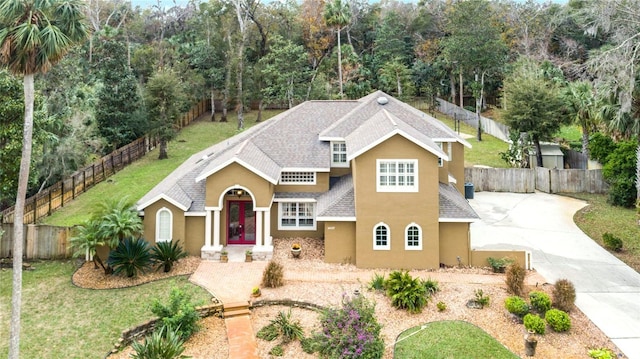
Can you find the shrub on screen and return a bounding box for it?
[384,271,428,313]
[256,324,279,341]
[423,278,440,296]
[368,272,385,291]
[523,313,546,334]
[545,309,571,332]
[270,310,304,343]
[487,257,513,273]
[300,337,322,354]
[552,279,576,312]
[505,263,526,296]
[474,289,490,308]
[602,232,623,252]
[130,326,187,359]
[436,301,447,312]
[529,291,552,313]
[314,294,384,359]
[151,288,201,340]
[261,260,284,288]
[269,344,284,356]
[152,240,188,272]
[588,348,615,359]
[107,237,153,277]
[504,296,530,317]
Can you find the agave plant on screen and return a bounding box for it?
[107,238,153,277]
[131,325,188,359]
[152,240,188,272]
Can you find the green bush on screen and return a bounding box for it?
[368,272,385,291]
[601,138,637,207]
[107,237,153,277]
[436,301,447,312]
[523,313,546,334]
[423,278,440,296]
[130,326,187,359]
[261,260,284,288]
[269,344,284,356]
[384,271,428,313]
[474,289,490,308]
[552,279,576,312]
[256,324,279,341]
[545,309,571,332]
[529,291,552,313]
[300,337,322,354]
[504,296,530,317]
[151,288,201,340]
[152,240,188,272]
[505,263,526,296]
[588,348,615,359]
[602,232,623,252]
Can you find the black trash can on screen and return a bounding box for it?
[464,183,474,199]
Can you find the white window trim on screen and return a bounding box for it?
[373,222,390,250]
[331,141,349,168]
[376,159,418,192]
[404,222,422,250]
[448,142,453,162]
[277,202,317,230]
[156,207,172,243]
[280,171,316,185]
[436,142,444,167]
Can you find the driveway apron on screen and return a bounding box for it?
[469,191,640,359]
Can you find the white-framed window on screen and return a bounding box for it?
[280,171,316,184]
[373,222,390,250]
[376,159,418,192]
[278,202,316,230]
[331,141,348,167]
[405,223,422,250]
[156,207,172,242]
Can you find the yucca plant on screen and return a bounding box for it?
[130,326,188,359]
[152,240,188,272]
[107,238,153,277]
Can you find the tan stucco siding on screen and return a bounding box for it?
[329,167,352,177]
[142,199,186,246]
[275,172,330,193]
[269,202,324,239]
[438,222,470,266]
[184,216,205,255]
[450,142,465,193]
[438,144,449,184]
[353,134,441,269]
[205,162,274,208]
[324,221,356,264]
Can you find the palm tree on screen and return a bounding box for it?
[0,1,88,357]
[562,81,599,158]
[324,0,351,99]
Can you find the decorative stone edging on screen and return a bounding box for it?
[104,303,224,358]
[250,299,326,312]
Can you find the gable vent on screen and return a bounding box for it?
[377,96,388,105]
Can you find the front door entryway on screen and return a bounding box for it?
[227,201,256,245]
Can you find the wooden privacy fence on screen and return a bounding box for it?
[436,98,510,141]
[465,167,608,194]
[0,99,209,225]
[1,224,72,259]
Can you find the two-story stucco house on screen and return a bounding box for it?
[136,91,479,269]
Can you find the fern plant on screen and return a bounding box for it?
[107,237,153,277]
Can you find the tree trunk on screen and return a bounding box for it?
[257,99,264,123]
[236,40,244,130]
[459,69,463,108]
[210,87,216,122]
[337,28,344,98]
[158,138,168,159]
[636,140,640,201]
[449,72,456,104]
[534,137,543,168]
[581,125,589,158]
[9,74,35,359]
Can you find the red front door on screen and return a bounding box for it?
[227,201,256,245]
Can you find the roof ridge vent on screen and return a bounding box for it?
[377,96,388,105]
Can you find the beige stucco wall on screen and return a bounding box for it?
[323,221,356,264]
[438,222,470,266]
[471,250,530,270]
[275,172,330,193]
[205,162,274,208]
[353,134,441,269]
[184,216,205,255]
[142,198,186,246]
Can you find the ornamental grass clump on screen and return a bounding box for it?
[312,294,384,358]
[552,279,576,312]
[262,260,284,288]
[505,263,526,296]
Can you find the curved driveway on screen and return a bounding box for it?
[469,191,640,359]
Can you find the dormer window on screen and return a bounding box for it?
[331,141,348,167]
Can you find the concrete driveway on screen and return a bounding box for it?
[469,191,640,359]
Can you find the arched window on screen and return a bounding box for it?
[373,222,390,250]
[405,223,422,250]
[156,207,172,243]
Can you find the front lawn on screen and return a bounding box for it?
[394,321,519,359]
[570,193,640,272]
[0,261,211,358]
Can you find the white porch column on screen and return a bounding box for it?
[204,210,212,247]
[264,208,272,247]
[213,209,221,247]
[255,209,263,246]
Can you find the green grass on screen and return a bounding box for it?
[432,111,510,168]
[394,321,519,359]
[570,193,640,272]
[0,260,211,358]
[555,125,582,143]
[44,110,281,226]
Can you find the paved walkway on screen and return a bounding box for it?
[469,191,640,359]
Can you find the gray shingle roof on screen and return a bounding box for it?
[317,175,355,218]
[439,183,479,220]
